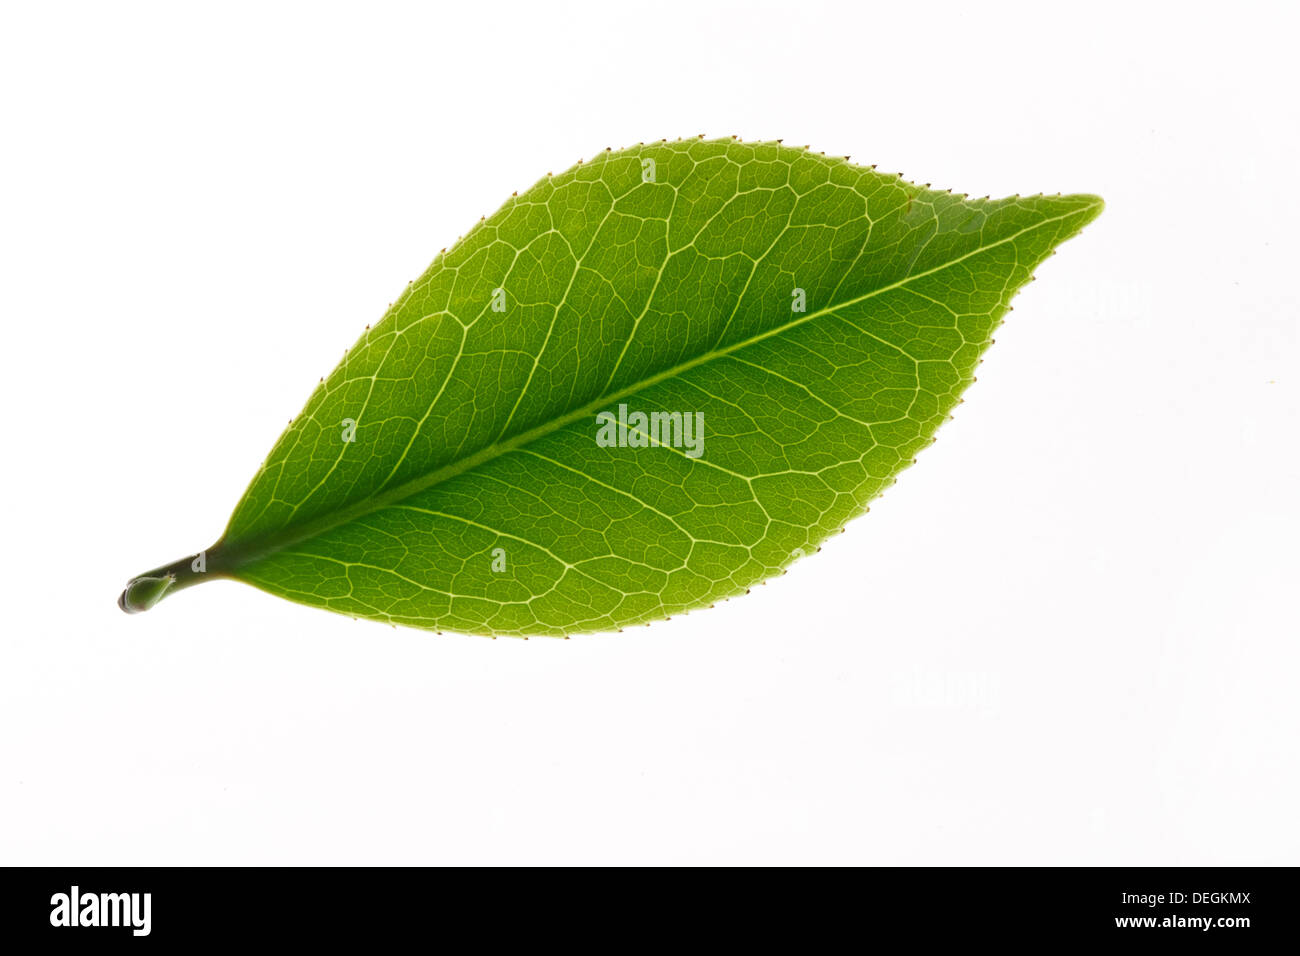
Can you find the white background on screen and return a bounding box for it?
[1,1,1296,865]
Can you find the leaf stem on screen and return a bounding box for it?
[118,547,226,614]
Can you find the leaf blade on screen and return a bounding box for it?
[128,139,1102,635]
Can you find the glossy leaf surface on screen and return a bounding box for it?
[121,138,1102,636]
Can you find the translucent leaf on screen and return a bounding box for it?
[121,138,1102,636]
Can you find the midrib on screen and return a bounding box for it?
[216,205,1090,571]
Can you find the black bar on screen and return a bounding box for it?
[0,866,1294,945]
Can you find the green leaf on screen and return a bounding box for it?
[121,138,1102,636]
